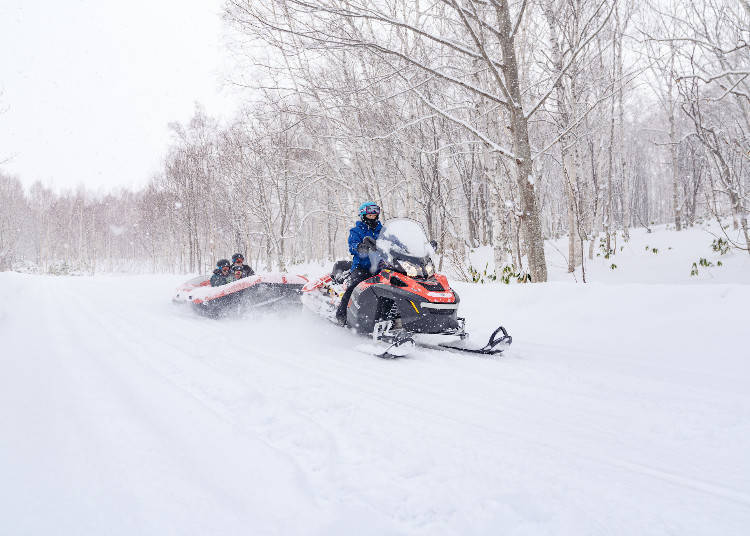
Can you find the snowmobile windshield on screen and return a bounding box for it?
[375,218,436,278]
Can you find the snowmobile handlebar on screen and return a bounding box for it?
[357,236,377,255]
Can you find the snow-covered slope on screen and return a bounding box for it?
[1,227,749,535]
[545,223,750,284]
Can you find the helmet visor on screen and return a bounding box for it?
[364,204,380,215]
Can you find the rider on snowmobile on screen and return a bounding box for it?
[335,201,382,325]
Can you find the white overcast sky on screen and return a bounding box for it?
[0,0,240,192]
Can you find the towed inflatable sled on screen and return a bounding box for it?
[301,218,512,358]
[173,272,308,316]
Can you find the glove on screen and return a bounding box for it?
[357,236,377,256]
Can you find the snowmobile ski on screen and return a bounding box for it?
[435,325,512,356]
[371,320,415,358]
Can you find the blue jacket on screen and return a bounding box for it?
[348,220,382,271]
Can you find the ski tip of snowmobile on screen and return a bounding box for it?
[430,325,513,356]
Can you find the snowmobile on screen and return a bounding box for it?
[173,272,308,317]
[301,218,512,358]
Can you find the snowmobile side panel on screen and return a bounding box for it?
[347,278,381,333]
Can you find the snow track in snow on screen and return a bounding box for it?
[2,272,749,535]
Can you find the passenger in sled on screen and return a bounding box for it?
[230,253,254,278]
[210,253,255,287]
[210,259,233,287]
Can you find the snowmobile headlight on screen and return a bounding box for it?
[424,260,435,277]
[396,259,421,278]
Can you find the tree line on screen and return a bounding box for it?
[1,0,747,278]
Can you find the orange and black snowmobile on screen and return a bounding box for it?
[301,218,512,358]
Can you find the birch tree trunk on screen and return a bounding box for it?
[667,65,682,232]
[496,0,547,282]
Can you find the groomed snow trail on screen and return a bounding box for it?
[1,272,749,535]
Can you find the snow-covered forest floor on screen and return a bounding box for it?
[1,224,749,535]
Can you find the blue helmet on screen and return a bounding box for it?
[358,201,380,217]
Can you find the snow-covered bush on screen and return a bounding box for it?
[711,238,730,255]
[45,261,87,276]
[11,260,42,274]
[467,264,496,284]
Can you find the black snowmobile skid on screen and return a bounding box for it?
[428,322,513,356]
[367,318,511,359]
[368,319,416,359]
[376,333,416,359]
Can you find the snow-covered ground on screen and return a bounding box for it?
[545,222,750,285]
[1,225,749,535]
